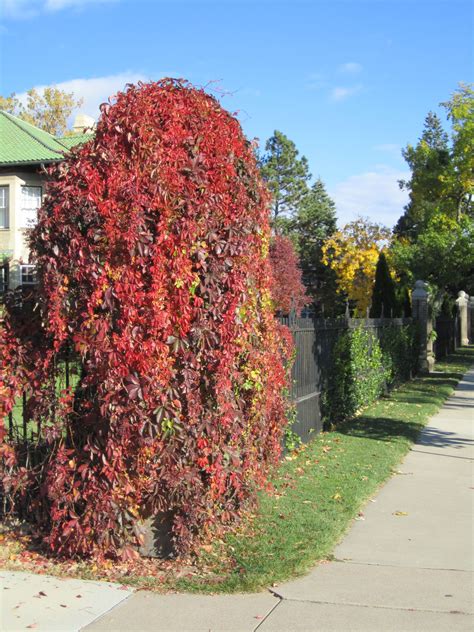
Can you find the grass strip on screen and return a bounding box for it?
[170,347,474,593]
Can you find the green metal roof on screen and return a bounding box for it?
[0,111,92,167]
[57,133,94,149]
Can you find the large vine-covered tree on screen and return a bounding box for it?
[0,79,291,559]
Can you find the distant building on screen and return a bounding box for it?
[0,111,94,290]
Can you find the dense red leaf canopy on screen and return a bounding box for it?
[0,79,290,558]
[269,235,308,315]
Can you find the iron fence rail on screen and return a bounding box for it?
[279,315,415,442]
[1,307,459,448]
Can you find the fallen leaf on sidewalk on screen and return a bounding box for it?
[393,511,408,516]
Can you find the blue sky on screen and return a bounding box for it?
[1,0,472,227]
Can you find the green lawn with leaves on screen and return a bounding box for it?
[1,347,473,593]
[169,346,474,593]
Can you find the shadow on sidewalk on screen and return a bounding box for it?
[336,355,473,447]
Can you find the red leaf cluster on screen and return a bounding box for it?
[0,79,291,558]
[269,236,309,315]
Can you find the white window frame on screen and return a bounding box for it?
[20,264,36,286]
[0,263,8,292]
[20,185,42,228]
[0,185,9,229]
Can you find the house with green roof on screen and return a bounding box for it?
[0,111,93,290]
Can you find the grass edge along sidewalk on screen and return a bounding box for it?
[170,346,474,593]
[1,347,473,594]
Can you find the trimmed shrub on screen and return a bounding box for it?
[380,324,419,386]
[325,324,419,423]
[0,80,291,559]
[326,327,388,422]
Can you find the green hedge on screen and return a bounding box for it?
[380,324,419,386]
[324,324,419,424]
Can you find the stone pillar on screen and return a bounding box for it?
[412,280,435,373]
[455,291,469,346]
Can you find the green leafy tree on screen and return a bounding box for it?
[440,83,474,220]
[0,87,83,136]
[392,85,474,299]
[260,130,311,231]
[370,252,398,318]
[294,178,338,312]
[395,112,450,239]
[395,84,474,239]
[391,214,474,296]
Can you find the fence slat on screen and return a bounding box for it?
[279,315,414,443]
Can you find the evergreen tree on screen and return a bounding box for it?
[370,252,398,317]
[295,178,338,311]
[260,130,311,231]
[399,286,412,318]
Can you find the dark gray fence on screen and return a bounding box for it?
[279,314,413,443]
[434,316,458,358]
[469,302,474,344]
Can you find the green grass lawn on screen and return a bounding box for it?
[165,346,474,593]
[8,360,80,432]
[1,347,473,593]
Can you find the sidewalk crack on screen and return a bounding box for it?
[253,596,282,631]
[281,597,472,616]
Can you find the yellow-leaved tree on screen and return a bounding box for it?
[0,87,83,136]
[321,217,391,315]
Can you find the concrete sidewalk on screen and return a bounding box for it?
[1,368,473,631]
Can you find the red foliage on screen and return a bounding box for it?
[0,79,291,558]
[269,236,308,315]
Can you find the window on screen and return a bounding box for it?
[20,186,42,228]
[0,263,8,292]
[0,186,9,229]
[20,264,36,285]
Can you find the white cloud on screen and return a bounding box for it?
[45,0,116,11]
[373,143,400,153]
[330,85,362,102]
[16,72,152,120]
[338,62,363,74]
[2,0,39,19]
[306,72,327,91]
[1,0,116,19]
[330,165,409,228]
